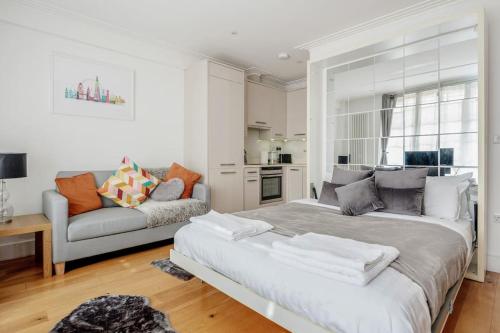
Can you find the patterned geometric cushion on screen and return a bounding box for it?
[98,156,160,208]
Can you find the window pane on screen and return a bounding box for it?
[378,137,404,165]
[374,107,404,138]
[439,29,477,69]
[349,112,373,138]
[404,39,439,76]
[349,139,370,164]
[404,104,439,136]
[404,135,439,166]
[440,99,478,134]
[327,93,348,116]
[440,64,478,92]
[328,115,348,140]
[333,140,349,165]
[440,133,478,167]
[349,95,375,113]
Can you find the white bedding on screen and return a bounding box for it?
[174,199,473,333]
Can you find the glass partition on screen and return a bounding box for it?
[310,15,479,186]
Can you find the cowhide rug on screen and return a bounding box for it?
[151,258,194,281]
[50,295,176,333]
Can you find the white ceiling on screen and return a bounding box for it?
[38,0,422,82]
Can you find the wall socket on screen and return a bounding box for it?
[494,214,500,223]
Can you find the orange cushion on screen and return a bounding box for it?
[164,163,201,199]
[55,172,103,217]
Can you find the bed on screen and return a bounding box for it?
[171,199,474,333]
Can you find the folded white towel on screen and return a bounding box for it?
[270,245,399,286]
[272,233,388,272]
[190,210,273,241]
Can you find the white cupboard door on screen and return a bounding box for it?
[209,168,244,213]
[286,88,307,138]
[270,88,286,138]
[247,81,271,128]
[208,75,244,168]
[244,177,260,210]
[286,167,304,202]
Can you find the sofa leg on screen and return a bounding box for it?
[55,262,65,276]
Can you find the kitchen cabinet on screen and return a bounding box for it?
[208,75,244,168]
[247,81,287,139]
[244,176,260,210]
[185,60,244,213]
[286,88,307,138]
[270,88,286,138]
[247,81,272,128]
[286,166,306,202]
[210,168,244,213]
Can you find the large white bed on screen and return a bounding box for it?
[173,199,473,333]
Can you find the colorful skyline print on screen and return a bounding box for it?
[64,76,126,105]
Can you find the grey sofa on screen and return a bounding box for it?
[43,168,210,275]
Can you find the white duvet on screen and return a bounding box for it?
[174,199,473,333]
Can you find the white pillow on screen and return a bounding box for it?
[424,173,473,220]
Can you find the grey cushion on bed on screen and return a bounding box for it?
[335,177,384,216]
[150,178,184,201]
[319,168,374,206]
[318,181,338,206]
[375,168,428,216]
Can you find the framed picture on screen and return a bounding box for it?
[52,53,135,120]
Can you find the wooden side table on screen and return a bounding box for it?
[0,214,52,278]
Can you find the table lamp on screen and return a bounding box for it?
[0,153,27,223]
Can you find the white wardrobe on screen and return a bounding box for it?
[184,60,245,213]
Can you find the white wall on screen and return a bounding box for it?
[0,1,198,260]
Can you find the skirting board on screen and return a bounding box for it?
[487,254,500,273]
[170,249,471,333]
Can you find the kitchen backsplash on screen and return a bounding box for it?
[245,128,307,164]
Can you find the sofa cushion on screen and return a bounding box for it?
[164,163,201,199]
[57,171,117,208]
[68,208,147,242]
[55,172,102,217]
[150,178,184,201]
[98,157,160,208]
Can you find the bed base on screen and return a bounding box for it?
[170,249,471,333]
[170,249,331,333]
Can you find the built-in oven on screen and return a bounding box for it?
[260,166,283,204]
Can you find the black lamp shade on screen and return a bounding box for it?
[0,153,27,179]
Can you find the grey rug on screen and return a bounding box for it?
[151,258,194,281]
[50,295,177,333]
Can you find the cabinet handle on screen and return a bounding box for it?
[255,121,267,125]
[220,163,236,166]
[275,133,283,137]
[294,133,306,136]
[247,179,257,182]
[220,171,237,175]
[247,171,257,174]
[291,168,300,171]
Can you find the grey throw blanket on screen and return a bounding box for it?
[235,202,468,322]
[136,199,208,228]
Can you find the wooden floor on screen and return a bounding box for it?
[0,243,499,333]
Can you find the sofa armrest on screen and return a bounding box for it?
[192,183,210,209]
[43,190,69,253]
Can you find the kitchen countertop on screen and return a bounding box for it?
[244,163,307,168]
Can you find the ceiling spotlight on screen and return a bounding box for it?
[278,52,290,60]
